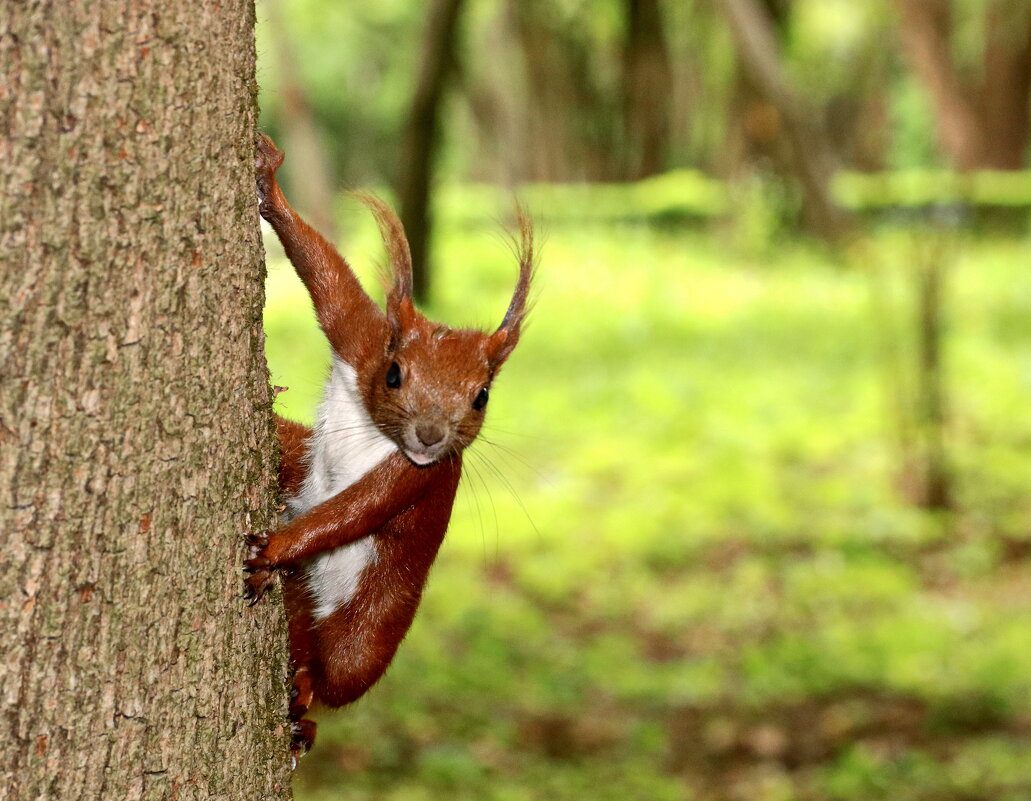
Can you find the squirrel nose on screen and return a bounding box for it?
[415,422,446,448]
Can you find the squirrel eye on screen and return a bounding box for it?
[473,387,489,410]
[386,362,402,389]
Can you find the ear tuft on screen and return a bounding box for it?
[352,192,415,338]
[489,204,536,369]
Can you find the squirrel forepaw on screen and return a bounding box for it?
[255,133,285,216]
[255,133,285,174]
[242,532,275,605]
[244,530,269,557]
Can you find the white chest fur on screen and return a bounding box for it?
[288,357,398,619]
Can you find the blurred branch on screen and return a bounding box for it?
[717,0,851,242]
[913,229,953,511]
[893,0,1031,170]
[860,225,956,512]
[893,0,983,170]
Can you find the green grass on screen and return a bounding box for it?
[264,201,1031,801]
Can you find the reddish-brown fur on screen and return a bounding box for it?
[276,417,310,497]
[246,134,533,760]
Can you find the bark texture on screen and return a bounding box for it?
[0,2,292,799]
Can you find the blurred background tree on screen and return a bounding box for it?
[257,3,1029,179]
[257,0,1031,256]
[895,0,1031,170]
[257,1,1031,799]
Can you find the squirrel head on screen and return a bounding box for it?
[356,195,534,466]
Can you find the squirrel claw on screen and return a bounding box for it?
[244,532,271,568]
[245,530,269,548]
[243,532,274,604]
[289,666,314,721]
[290,719,317,764]
[243,569,275,605]
[255,133,285,214]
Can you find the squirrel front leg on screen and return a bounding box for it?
[255,133,386,363]
[243,452,448,602]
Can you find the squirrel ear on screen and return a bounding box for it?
[388,294,418,342]
[488,206,535,370]
[486,326,518,370]
[353,192,414,338]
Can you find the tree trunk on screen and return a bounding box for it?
[894,0,1031,170]
[978,3,1031,169]
[894,0,986,169]
[511,0,622,182]
[719,0,851,241]
[510,0,571,183]
[621,0,674,179]
[0,3,293,799]
[396,0,466,304]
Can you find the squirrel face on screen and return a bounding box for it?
[367,314,495,466]
[353,194,533,467]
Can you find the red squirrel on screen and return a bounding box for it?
[244,134,533,760]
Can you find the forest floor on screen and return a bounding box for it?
[264,206,1031,801]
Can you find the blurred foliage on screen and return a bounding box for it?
[263,186,1031,800]
[257,0,1024,186]
[257,0,1031,251]
[258,0,1031,796]
[257,0,424,184]
[431,170,1031,226]
[835,170,1031,210]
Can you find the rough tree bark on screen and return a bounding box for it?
[0,3,293,799]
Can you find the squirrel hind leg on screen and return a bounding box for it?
[283,576,319,761]
[289,664,315,722]
[310,612,395,708]
[283,571,319,715]
[291,719,317,766]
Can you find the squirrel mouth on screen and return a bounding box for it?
[401,426,450,466]
[404,448,441,467]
